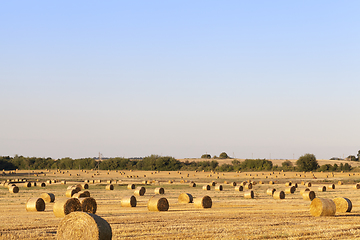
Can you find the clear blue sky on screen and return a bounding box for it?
[1,1,359,160]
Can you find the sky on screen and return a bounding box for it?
[1,1,360,160]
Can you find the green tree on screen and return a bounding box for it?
[201,154,211,159]
[219,152,229,159]
[282,160,293,169]
[296,153,319,172]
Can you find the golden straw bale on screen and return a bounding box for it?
[333,197,352,213]
[57,212,112,240]
[300,188,310,195]
[194,195,212,208]
[121,196,137,207]
[105,184,114,190]
[285,186,296,194]
[318,186,326,192]
[41,193,55,203]
[67,185,81,191]
[30,182,37,187]
[40,182,46,187]
[354,183,360,189]
[66,189,79,198]
[202,185,210,191]
[304,182,311,187]
[53,198,82,218]
[269,181,274,185]
[210,181,216,186]
[78,197,97,214]
[244,190,254,199]
[81,183,89,189]
[147,196,169,211]
[215,185,223,191]
[293,183,298,188]
[26,198,45,212]
[235,186,243,191]
[189,182,196,187]
[285,182,292,187]
[273,191,285,199]
[328,184,335,189]
[303,191,316,201]
[134,186,146,196]
[9,185,19,193]
[244,183,252,190]
[61,181,67,184]
[127,184,135,190]
[154,187,165,194]
[266,188,276,196]
[338,181,343,185]
[24,182,31,187]
[310,198,336,217]
[178,193,193,203]
[73,191,90,198]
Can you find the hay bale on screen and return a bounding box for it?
[244,183,252,190]
[66,189,79,198]
[73,191,91,198]
[328,184,335,189]
[202,185,210,191]
[41,193,55,203]
[194,196,212,208]
[40,182,46,187]
[147,196,169,211]
[303,191,316,201]
[310,198,336,217]
[293,183,298,188]
[304,182,311,187]
[273,191,285,199]
[154,187,165,194]
[230,182,236,186]
[61,181,67,184]
[210,181,216,186]
[285,186,296,194]
[266,188,276,196]
[26,198,45,212]
[53,198,82,218]
[57,212,112,240]
[127,184,135,189]
[333,197,352,213]
[269,181,274,185]
[318,186,326,192]
[178,193,193,203]
[300,188,310,195]
[285,182,292,187]
[121,196,137,207]
[78,197,97,214]
[9,185,19,193]
[354,183,360,189]
[105,184,114,191]
[338,181,343,185]
[244,190,254,199]
[31,182,37,187]
[134,186,146,196]
[189,182,196,187]
[81,183,89,189]
[215,185,223,191]
[24,182,31,187]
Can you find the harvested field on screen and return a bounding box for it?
[2,169,360,239]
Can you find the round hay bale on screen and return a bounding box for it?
[53,198,82,218]
[40,182,46,187]
[285,186,296,194]
[61,180,67,184]
[26,198,45,212]
[354,183,360,189]
[81,183,89,189]
[78,197,97,214]
[303,191,316,201]
[328,184,335,190]
[285,182,292,187]
[215,185,223,191]
[9,185,19,193]
[31,182,37,187]
[293,183,298,188]
[57,211,112,240]
[230,182,236,186]
[300,188,310,195]
[244,190,254,199]
[202,185,210,191]
[147,196,169,211]
[194,195,212,208]
[121,195,137,207]
[210,181,216,186]
[24,182,31,187]
[304,182,311,187]
[338,181,343,185]
[273,191,285,199]
[127,184,135,190]
[266,188,276,196]
[244,183,252,190]
[66,189,79,198]
[189,182,196,187]
[134,186,146,196]
[105,184,114,191]
[333,197,352,213]
[73,191,90,198]
[235,185,243,191]
[178,193,193,203]
[310,198,336,217]
[154,187,165,194]
[269,181,274,185]
[318,186,326,192]
[41,193,55,203]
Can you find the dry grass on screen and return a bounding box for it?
[2,169,360,239]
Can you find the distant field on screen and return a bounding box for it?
[2,169,360,239]
[179,158,360,168]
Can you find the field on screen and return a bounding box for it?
[2,167,360,239]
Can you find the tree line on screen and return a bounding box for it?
[0,153,353,172]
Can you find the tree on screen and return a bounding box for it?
[296,153,319,172]
[201,154,211,159]
[219,152,229,159]
[282,160,293,170]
